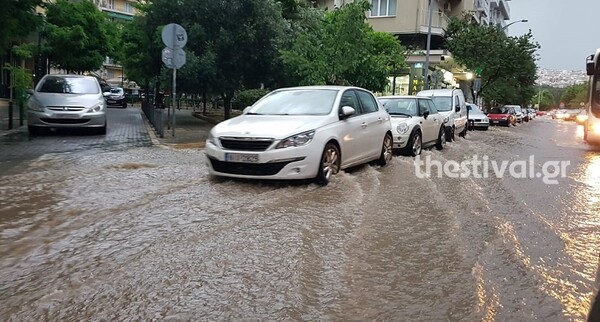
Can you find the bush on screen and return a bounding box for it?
[232,89,270,110]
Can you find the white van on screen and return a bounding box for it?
[417,89,468,141]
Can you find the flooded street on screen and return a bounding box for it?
[1,117,599,321]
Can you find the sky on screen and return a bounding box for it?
[508,0,600,71]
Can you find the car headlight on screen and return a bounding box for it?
[501,117,507,120]
[88,102,105,113]
[28,99,44,112]
[276,130,315,149]
[396,123,409,134]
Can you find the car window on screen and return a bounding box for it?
[430,97,452,112]
[356,90,378,114]
[340,90,361,115]
[110,88,124,95]
[426,100,437,113]
[251,89,337,115]
[418,99,430,116]
[38,76,100,94]
[490,107,509,114]
[381,98,417,116]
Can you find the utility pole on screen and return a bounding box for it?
[423,0,434,90]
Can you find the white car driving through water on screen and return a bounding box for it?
[204,86,394,185]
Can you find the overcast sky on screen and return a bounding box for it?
[508,0,600,71]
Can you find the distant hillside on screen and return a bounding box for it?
[536,68,588,88]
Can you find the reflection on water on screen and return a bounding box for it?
[0,121,600,321]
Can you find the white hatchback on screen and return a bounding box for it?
[379,96,446,156]
[204,86,394,185]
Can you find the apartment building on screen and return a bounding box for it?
[316,0,512,96]
[92,0,137,89]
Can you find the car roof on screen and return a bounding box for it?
[378,95,431,100]
[416,89,456,96]
[276,85,367,91]
[43,74,96,78]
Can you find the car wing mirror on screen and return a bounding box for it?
[455,105,460,113]
[25,88,34,95]
[340,105,355,117]
[422,110,430,119]
[103,92,111,97]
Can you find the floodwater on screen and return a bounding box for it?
[0,117,599,321]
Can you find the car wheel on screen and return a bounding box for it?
[377,133,393,166]
[460,125,468,137]
[28,126,40,136]
[315,142,340,185]
[445,126,454,142]
[482,126,489,131]
[436,126,446,150]
[403,130,422,157]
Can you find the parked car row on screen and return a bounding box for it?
[204,86,472,185]
[486,105,537,127]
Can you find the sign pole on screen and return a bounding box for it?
[172,67,176,137]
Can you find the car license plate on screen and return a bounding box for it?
[225,153,259,163]
[53,113,79,119]
[107,100,115,104]
[492,120,499,123]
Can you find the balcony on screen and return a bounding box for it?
[490,0,510,20]
[475,0,490,17]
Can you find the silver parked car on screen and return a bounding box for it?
[27,74,107,135]
[467,103,489,130]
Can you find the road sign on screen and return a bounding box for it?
[475,67,483,76]
[161,47,186,69]
[161,23,187,50]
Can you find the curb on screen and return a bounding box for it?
[0,125,26,137]
[140,111,162,146]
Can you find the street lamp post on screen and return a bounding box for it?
[423,0,434,90]
[501,19,528,31]
[35,13,44,86]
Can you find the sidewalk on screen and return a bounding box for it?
[142,105,219,149]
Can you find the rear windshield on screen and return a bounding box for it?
[490,107,509,114]
[38,76,99,94]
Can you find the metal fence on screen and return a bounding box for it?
[141,100,164,138]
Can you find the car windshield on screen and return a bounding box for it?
[38,76,99,94]
[249,89,337,115]
[430,97,452,112]
[512,106,522,113]
[110,88,124,95]
[380,98,418,116]
[490,107,509,114]
[468,105,484,115]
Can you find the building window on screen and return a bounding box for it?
[107,0,115,9]
[125,1,133,13]
[371,0,396,17]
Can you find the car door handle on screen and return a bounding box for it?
[377,117,383,123]
[361,122,367,128]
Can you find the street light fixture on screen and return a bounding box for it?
[501,19,528,31]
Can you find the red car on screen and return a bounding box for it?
[487,106,517,127]
[536,110,545,116]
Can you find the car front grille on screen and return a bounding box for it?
[208,158,292,176]
[219,137,274,151]
[40,118,90,124]
[47,106,86,111]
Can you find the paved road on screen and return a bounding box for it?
[1,117,599,321]
[0,107,152,175]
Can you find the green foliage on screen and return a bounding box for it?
[0,0,43,52]
[445,15,539,105]
[232,89,270,110]
[532,88,555,110]
[560,82,588,107]
[281,0,406,92]
[3,64,33,104]
[45,0,117,73]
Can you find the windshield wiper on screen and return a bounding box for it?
[245,112,262,115]
[388,112,412,117]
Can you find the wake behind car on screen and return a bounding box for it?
[27,74,107,135]
[204,86,393,185]
[378,95,445,156]
[104,87,127,108]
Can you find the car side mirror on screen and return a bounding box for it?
[422,110,430,119]
[103,92,111,97]
[25,88,34,95]
[455,105,460,113]
[587,61,595,76]
[340,105,355,118]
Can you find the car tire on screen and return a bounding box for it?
[315,142,340,186]
[28,126,40,136]
[436,126,446,150]
[403,130,422,157]
[97,123,107,135]
[482,126,489,131]
[377,133,393,166]
[445,126,454,142]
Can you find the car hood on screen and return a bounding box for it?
[33,92,103,108]
[389,115,419,126]
[468,113,487,119]
[211,115,333,139]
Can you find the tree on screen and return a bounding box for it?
[532,88,555,110]
[44,0,117,73]
[445,15,539,105]
[560,82,588,108]
[281,1,407,92]
[0,0,43,53]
